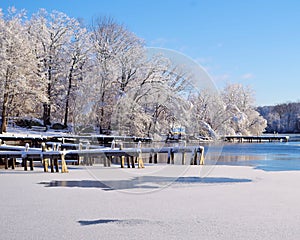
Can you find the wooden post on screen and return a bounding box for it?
[103,156,107,167]
[167,149,171,164]
[85,142,90,166]
[126,156,130,168]
[61,149,68,173]
[182,149,186,165]
[21,143,29,171]
[89,143,93,166]
[154,152,158,164]
[137,141,144,168]
[83,154,88,166]
[11,158,15,170]
[43,158,48,172]
[90,156,94,166]
[120,143,125,168]
[50,156,54,173]
[29,158,34,171]
[54,144,60,172]
[50,143,56,172]
[182,142,186,165]
[149,149,153,164]
[130,156,135,168]
[111,139,116,149]
[78,143,83,165]
[47,147,52,162]
[41,142,48,172]
[54,158,59,172]
[194,148,198,165]
[4,157,8,169]
[190,148,198,165]
[23,143,33,171]
[199,146,205,165]
[138,150,144,168]
[23,157,28,170]
[170,148,175,164]
[110,140,115,166]
[107,156,111,167]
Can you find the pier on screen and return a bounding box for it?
[223,135,289,143]
[0,143,205,172]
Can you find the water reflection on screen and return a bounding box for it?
[129,141,300,171]
[203,142,300,171]
[205,153,265,166]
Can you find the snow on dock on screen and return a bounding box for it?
[0,141,205,172]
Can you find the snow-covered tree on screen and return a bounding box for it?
[28,9,79,126]
[190,90,228,138]
[89,17,147,133]
[221,83,266,135]
[0,8,46,133]
[190,83,266,137]
[61,21,92,127]
[258,102,300,133]
[0,7,268,138]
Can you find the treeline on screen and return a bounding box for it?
[0,7,266,138]
[257,102,300,133]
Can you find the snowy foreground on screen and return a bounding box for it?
[1,165,300,240]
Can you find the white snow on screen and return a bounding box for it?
[1,165,300,240]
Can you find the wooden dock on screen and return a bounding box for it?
[223,135,289,143]
[0,144,205,172]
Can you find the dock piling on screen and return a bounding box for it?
[120,143,125,168]
[149,149,153,164]
[61,149,68,173]
[199,146,205,165]
[182,142,187,165]
[154,152,158,164]
[4,157,8,169]
[41,143,48,172]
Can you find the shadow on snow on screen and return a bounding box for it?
[39,176,252,191]
[78,218,152,226]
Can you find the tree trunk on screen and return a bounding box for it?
[1,93,8,133]
[43,75,52,126]
[43,60,53,126]
[99,106,105,134]
[64,72,72,127]
[43,103,51,126]
[64,96,70,128]
[99,92,106,134]
[64,58,76,128]
[1,69,11,134]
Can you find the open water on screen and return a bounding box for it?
[205,141,300,171]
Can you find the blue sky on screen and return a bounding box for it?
[1,0,300,106]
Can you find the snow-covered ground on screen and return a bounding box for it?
[1,165,300,240]
[1,125,72,138]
